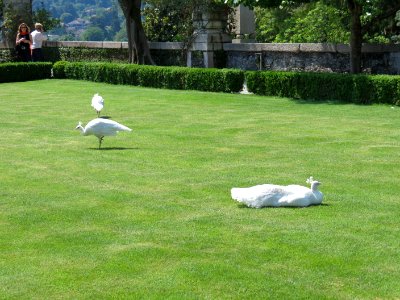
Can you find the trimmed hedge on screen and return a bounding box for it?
[57,62,245,93]
[245,71,400,105]
[0,62,53,83]
[3,61,398,105]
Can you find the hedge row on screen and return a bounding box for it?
[0,62,53,83]
[245,71,400,105]
[1,61,398,105]
[53,61,244,93]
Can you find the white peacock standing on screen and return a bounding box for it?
[75,118,132,149]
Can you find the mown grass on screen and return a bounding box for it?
[0,79,399,299]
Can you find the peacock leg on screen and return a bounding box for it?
[99,136,104,149]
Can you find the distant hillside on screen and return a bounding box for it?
[32,0,125,41]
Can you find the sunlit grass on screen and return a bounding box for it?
[0,79,399,298]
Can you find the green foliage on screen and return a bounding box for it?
[32,4,60,31]
[256,2,350,43]
[0,62,52,83]
[361,0,400,43]
[57,61,244,93]
[245,70,400,104]
[143,0,194,42]
[80,26,105,41]
[59,12,74,23]
[255,6,291,42]
[52,60,68,78]
[369,75,400,104]
[1,2,23,45]
[0,48,17,62]
[279,2,350,43]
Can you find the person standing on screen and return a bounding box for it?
[31,23,48,62]
[15,23,32,62]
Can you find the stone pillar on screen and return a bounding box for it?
[187,8,232,68]
[232,5,256,43]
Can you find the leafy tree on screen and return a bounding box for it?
[81,25,105,40]
[274,2,350,43]
[89,7,120,40]
[1,0,32,45]
[60,12,73,23]
[143,0,194,42]
[32,2,60,31]
[222,0,400,73]
[114,26,127,41]
[255,6,292,42]
[346,0,400,73]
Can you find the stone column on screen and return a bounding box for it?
[187,7,232,68]
[232,5,256,43]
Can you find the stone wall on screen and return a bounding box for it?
[224,43,400,74]
[1,40,400,74]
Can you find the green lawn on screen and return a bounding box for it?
[1,79,399,299]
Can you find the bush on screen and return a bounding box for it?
[369,75,400,104]
[0,62,53,83]
[51,61,400,104]
[246,71,400,104]
[52,61,68,79]
[56,62,245,93]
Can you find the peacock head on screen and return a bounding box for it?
[306,177,321,190]
[75,122,84,132]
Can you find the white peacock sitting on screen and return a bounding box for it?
[75,118,132,149]
[231,177,323,208]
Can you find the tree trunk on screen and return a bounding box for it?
[118,0,154,65]
[347,0,363,74]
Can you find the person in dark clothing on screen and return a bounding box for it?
[15,23,32,62]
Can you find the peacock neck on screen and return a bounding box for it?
[77,125,85,135]
[311,183,319,192]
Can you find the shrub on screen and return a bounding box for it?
[50,61,400,104]
[246,71,400,104]
[0,62,52,83]
[52,61,68,79]
[56,62,245,93]
[185,68,243,93]
[369,75,400,104]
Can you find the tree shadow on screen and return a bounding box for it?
[289,98,369,106]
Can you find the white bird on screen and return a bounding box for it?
[75,118,132,149]
[231,177,323,208]
[91,93,104,117]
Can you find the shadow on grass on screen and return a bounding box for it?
[89,147,139,151]
[289,98,369,106]
[236,203,329,209]
[99,116,112,119]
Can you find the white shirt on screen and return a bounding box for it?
[31,30,48,49]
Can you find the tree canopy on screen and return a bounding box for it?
[221,0,400,73]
